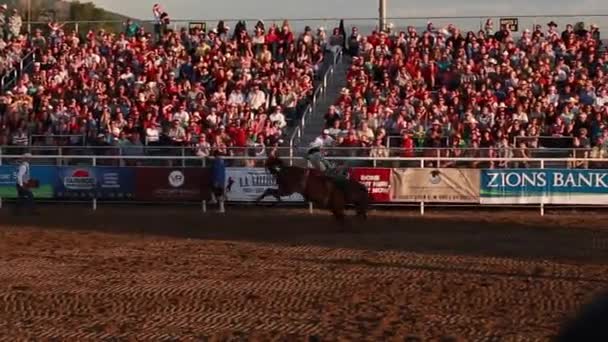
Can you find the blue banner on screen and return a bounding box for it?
[54,167,135,199]
[481,169,608,204]
[0,165,56,198]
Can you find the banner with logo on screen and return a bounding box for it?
[0,165,56,198]
[391,168,480,203]
[135,168,211,201]
[481,169,608,204]
[54,167,135,199]
[349,167,391,202]
[225,167,303,202]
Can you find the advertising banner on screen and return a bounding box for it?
[349,167,391,202]
[0,165,55,198]
[481,169,608,204]
[225,167,303,202]
[391,168,480,203]
[135,168,211,201]
[54,167,135,199]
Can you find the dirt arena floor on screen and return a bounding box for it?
[1,206,608,341]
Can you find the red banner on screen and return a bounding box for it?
[349,168,391,202]
[135,168,211,201]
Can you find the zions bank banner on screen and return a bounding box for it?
[480,169,608,204]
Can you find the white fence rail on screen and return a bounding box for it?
[2,154,608,216]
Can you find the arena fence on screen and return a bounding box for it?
[1,154,608,216]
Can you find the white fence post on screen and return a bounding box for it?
[420,201,425,215]
[202,200,207,213]
[540,158,545,216]
[308,202,313,214]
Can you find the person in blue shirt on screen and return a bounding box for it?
[209,150,226,207]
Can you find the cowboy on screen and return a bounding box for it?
[15,153,36,215]
[305,142,348,182]
[306,141,333,173]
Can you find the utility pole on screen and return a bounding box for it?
[379,0,387,32]
[27,0,31,33]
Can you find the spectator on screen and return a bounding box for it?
[0,5,6,40]
[7,8,21,40]
[152,4,170,43]
[324,19,606,162]
[194,134,211,157]
[269,106,287,129]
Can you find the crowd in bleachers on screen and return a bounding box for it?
[0,4,336,157]
[0,5,26,79]
[323,20,607,163]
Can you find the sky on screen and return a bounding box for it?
[78,0,608,33]
[83,0,608,20]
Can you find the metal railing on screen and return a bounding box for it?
[1,148,608,170]
[0,50,37,91]
[23,14,608,37]
[0,154,608,169]
[289,50,343,157]
[0,144,601,157]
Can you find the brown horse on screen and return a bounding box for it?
[256,156,370,220]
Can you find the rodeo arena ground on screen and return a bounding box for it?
[2,8,608,341]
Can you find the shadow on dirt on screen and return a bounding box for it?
[1,204,608,265]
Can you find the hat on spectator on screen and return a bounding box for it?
[22,153,32,159]
[547,21,558,27]
[322,129,330,135]
[0,4,7,10]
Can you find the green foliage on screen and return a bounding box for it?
[66,1,124,33]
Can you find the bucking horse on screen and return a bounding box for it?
[255,156,370,221]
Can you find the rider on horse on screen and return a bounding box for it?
[305,141,349,185]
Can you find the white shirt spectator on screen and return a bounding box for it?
[206,112,219,127]
[596,91,608,108]
[269,110,287,129]
[311,130,335,148]
[146,126,160,143]
[172,110,190,125]
[247,88,267,110]
[228,90,245,106]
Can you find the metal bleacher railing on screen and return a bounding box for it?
[22,13,608,36]
[0,50,37,91]
[1,145,607,170]
[288,50,343,157]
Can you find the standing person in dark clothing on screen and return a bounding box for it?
[209,149,226,213]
